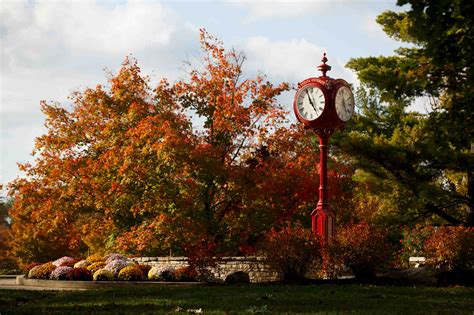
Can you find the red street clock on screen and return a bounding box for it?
[293,53,355,243]
[294,54,354,129]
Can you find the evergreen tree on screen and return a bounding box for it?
[338,0,473,227]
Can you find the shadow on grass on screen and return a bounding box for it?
[1,283,474,314]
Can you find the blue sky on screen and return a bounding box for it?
[1,0,406,193]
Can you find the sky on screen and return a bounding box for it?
[1,0,406,194]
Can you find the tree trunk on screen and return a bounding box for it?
[466,142,474,226]
[426,203,462,226]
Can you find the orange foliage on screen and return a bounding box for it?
[325,221,393,279]
[8,29,354,263]
[424,226,474,270]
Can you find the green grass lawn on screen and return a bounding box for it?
[1,283,473,314]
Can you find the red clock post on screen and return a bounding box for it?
[293,54,355,243]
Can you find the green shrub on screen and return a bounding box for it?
[0,256,19,271]
[424,226,474,271]
[118,266,143,281]
[93,269,114,281]
[0,268,22,275]
[398,225,434,268]
[263,223,323,281]
[326,221,393,279]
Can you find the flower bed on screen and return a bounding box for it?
[22,254,199,283]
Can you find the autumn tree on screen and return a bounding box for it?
[8,30,356,263]
[113,31,342,256]
[336,0,474,227]
[8,53,192,263]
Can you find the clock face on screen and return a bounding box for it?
[335,86,354,121]
[295,85,325,121]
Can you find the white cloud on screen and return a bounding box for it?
[0,0,197,189]
[232,0,383,21]
[360,13,395,42]
[232,0,326,20]
[1,0,190,72]
[244,36,357,85]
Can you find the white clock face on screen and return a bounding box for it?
[296,86,325,121]
[335,86,354,121]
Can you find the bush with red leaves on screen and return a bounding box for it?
[424,226,474,271]
[174,266,198,282]
[263,223,323,281]
[67,267,93,281]
[136,264,152,280]
[326,221,393,279]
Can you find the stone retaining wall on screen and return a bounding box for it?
[132,256,280,283]
[16,276,202,289]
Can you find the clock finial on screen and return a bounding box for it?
[317,53,331,77]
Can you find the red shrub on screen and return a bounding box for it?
[424,226,474,271]
[326,221,393,279]
[136,264,152,280]
[183,236,220,275]
[174,266,198,282]
[67,267,93,281]
[263,223,323,281]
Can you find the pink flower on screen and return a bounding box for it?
[105,259,129,276]
[50,266,73,280]
[52,256,76,267]
[105,253,128,264]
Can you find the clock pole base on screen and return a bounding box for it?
[311,208,335,243]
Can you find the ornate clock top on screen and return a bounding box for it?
[317,53,331,77]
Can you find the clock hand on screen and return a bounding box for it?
[306,90,318,112]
